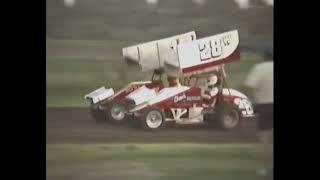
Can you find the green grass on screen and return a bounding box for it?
[46,0,272,42]
[47,143,273,180]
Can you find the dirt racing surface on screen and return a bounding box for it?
[47,107,259,143]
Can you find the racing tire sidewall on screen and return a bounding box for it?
[89,105,106,122]
[216,103,242,131]
[105,101,128,124]
[140,108,165,131]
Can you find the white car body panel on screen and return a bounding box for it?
[222,88,248,99]
[126,86,157,105]
[223,88,254,117]
[129,86,191,112]
[148,86,190,105]
[112,81,152,98]
[85,87,114,104]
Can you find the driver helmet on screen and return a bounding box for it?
[206,75,218,89]
[167,74,181,87]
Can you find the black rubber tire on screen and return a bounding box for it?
[216,104,242,131]
[89,105,106,122]
[139,108,165,131]
[203,111,218,128]
[105,101,128,124]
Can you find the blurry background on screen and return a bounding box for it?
[46,0,273,107]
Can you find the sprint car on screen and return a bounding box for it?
[85,30,255,130]
[121,69,254,130]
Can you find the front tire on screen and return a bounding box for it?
[105,101,128,124]
[140,108,165,130]
[89,105,106,122]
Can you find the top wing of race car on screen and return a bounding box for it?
[165,30,240,75]
[122,31,196,72]
[122,30,240,75]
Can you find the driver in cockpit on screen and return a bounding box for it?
[167,74,181,87]
[202,74,219,107]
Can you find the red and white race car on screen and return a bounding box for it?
[85,30,255,130]
[85,69,166,124]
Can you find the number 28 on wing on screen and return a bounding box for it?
[198,34,232,61]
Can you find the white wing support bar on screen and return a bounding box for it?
[84,87,114,104]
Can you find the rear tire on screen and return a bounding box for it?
[139,108,165,130]
[216,104,241,130]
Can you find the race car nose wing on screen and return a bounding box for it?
[85,87,114,104]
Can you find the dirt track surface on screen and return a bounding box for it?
[47,108,259,143]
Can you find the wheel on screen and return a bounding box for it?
[105,101,128,124]
[203,109,217,128]
[89,105,106,122]
[140,108,165,130]
[217,104,241,130]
